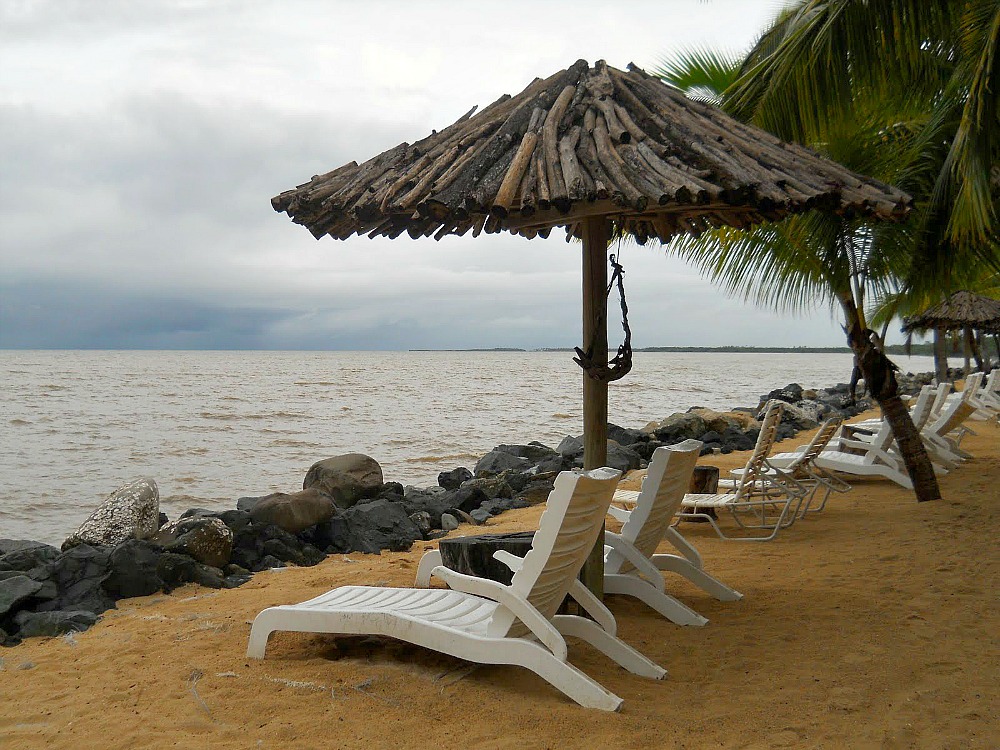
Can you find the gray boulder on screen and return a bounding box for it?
[409,511,432,537]
[311,501,424,555]
[777,402,821,431]
[440,513,460,531]
[494,442,558,462]
[152,517,233,568]
[470,508,492,525]
[155,553,226,591]
[62,478,160,550]
[474,450,531,477]
[438,467,472,490]
[556,435,584,457]
[607,424,649,446]
[14,610,99,638]
[103,540,164,599]
[605,441,642,473]
[303,453,383,509]
[460,474,517,499]
[0,541,61,574]
[397,488,456,529]
[32,545,114,616]
[688,409,742,435]
[0,575,43,617]
[653,413,708,443]
[249,488,337,534]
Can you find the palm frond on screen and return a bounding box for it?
[653,47,744,105]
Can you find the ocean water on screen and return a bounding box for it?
[1,350,935,544]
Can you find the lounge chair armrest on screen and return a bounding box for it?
[567,579,617,635]
[604,532,665,591]
[429,565,568,660]
[492,549,524,573]
[495,549,617,635]
[762,461,809,496]
[660,526,703,568]
[606,505,631,523]
[414,549,442,587]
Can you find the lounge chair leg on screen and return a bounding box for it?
[508,641,625,711]
[650,554,743,601]
[552,615,668,679]
[604,575,708,627]
[246,609,280,658]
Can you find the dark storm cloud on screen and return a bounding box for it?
[1,0,842,350]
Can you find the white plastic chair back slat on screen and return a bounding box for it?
[488,467,620,638]
[611,439,701,574]
[908,385,938,431]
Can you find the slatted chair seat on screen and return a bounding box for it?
[669,401,807,541]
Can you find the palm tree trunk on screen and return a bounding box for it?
[933,327,949,382]
[841,298,941,502]
[963,327,972,375]
[971,329,985,372]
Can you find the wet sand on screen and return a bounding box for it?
[2,410,997,749]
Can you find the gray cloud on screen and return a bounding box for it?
[1,0,851,351]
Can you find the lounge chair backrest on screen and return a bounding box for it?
[928,395,976,438]
[962,372,984,398]
[731,400,784,496]
[985,370,999,396]
[783,416,843,471]
[488,467,620,637]
[930,382,952,417]
[907,385,937,431]
[611,440,702,573]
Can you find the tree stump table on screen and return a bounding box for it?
[678,464,720,521]
[437,532,535,586]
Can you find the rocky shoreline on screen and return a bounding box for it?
[0,371,943,646]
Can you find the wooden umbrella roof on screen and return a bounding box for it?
[272,59,911,244]
[902,290,1000,334]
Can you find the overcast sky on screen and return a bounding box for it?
[0,0,873,351]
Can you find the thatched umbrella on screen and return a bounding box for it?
[901,290,1000,335]
[273,59,910,591]
[902,290,1000,372]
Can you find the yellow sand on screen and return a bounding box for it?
[1,411,997,749]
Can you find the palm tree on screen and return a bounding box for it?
[654,6,965,501]
[726,0,1000,277]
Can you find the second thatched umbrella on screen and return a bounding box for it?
[902,290,1000,372]
[273,59,911,591]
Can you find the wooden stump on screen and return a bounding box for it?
[438,532,535,586]
[679,465,720,521]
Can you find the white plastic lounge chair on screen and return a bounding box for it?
[978,370,1000,412]
[946,372,998,422]
[741,416,852,515]
[249,468,666,712]
[604,440,742,627]
[676,401,807,541]
[920,394,977,468]
[807,420,915,488]
[847,383,943,435]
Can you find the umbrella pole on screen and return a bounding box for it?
[581,216,609,597]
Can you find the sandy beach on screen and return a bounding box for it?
[2,409,997,749]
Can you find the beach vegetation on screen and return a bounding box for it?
[653,0,1000,502]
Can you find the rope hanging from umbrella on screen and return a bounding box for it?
[574,252,632,383]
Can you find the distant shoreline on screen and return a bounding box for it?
[409,345,934,355]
